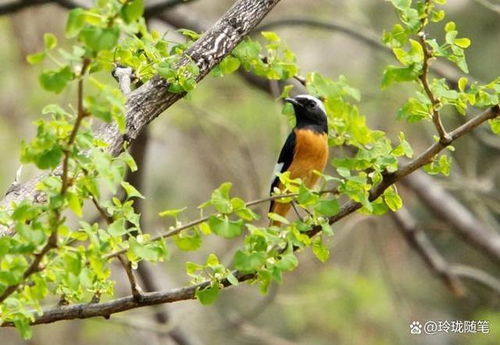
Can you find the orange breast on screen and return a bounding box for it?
[288,129,329,187]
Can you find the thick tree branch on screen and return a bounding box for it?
[1,273,255,326]
[0,0,282,236]
[118,255,143,300]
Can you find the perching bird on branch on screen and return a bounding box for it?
[269,95,329,225]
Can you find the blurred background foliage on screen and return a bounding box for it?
[0,0,499,344]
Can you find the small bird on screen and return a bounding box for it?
[269,95,329,224]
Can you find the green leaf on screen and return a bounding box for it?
[227,272,239,286]
[312,239,330,263]
[489,118,500,135]
[206,253,219,267]
[381,65,419,88]
[454,37,471,48]
[233,250,266,271]
[276,252,298,272]
[383,187,403,211]
[121,0,144,23]
[268,212,289,225]
[14,319,32,340]
[178,28,200,40]
[444,21,456,32]
[390,0,411,10]
[314,198,340,217]
[397,97,431,122]
[173,231,202,251]
[210,182,232,213]
[218,56,241,75]
[129,238,162,261]
[261,31,280,42]
[39,66,74,94]
[65,8,86,38]
[424,154,451,176]
[431,9,445,22]
[458,77,468,92]
[121,181,145,199]
[159,207,186,218]
[80,26,120,52]
[35,146,64,169]
[108,218,126,237]
[67,191,83,217]
[196,284,220,305]
[208,216,243,238]
[26,51,46,65]
[120,151,138,172]
[44,33,58,50]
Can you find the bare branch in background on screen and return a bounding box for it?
[402,170,500,264]
[450,265,500,295]
[472,0,500,15]
[390,207,466,296]
[125,128,198,345]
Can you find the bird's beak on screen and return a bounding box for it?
[285,97,300,107]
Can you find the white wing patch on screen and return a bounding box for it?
[270,162,284,186]
[273,162,284,178]
[296,94,326,114]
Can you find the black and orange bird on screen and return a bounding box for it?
[269,95,329,224]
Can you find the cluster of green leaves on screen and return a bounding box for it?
[382,0,499,175]
[213,32,298,80]
[0,0,168,338]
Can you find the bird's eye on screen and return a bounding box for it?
[306,100,315,108]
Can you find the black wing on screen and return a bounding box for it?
[269,130,296,211]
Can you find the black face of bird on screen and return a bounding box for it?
[285,95,328,131]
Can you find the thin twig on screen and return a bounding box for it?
[91,196,113,225]
[61,58,90,194]
[112,65,135,95]
[417,32,449,141]
[105,192,298,259]
[118,255,143,301]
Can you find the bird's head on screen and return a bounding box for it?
[285,95,328,133]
